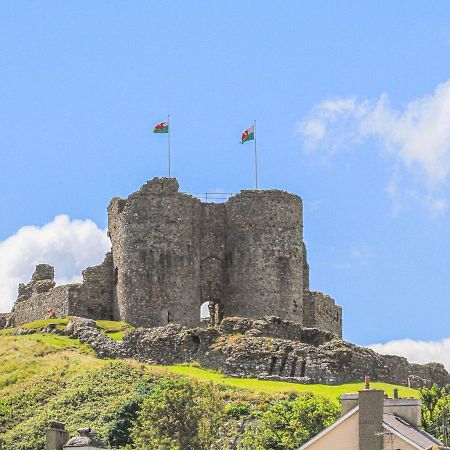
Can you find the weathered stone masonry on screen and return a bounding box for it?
[4,177,342,337]
[63,316,450,388]
[10,258,114,326]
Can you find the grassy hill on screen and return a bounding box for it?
[0,319,418,450]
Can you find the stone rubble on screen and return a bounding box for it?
[63,316,450,388]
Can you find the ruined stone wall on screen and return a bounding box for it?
[9,257,115,327]
[302,242,310,292]
[303,290,342,337]
[0,313,8,329]
[108,178,203,328]
[223,190,304,322]
[65,316,450,388]
[76,252,114,320]
[218,316,334,345]
[13,285,76,325]
[17,264,56,303]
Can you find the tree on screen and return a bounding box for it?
[420,384,450,444]
[238,393,339,450]
[130,378,226,450]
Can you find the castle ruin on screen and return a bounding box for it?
[5,177,342,336]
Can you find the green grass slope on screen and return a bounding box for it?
[161,364,419,399]
[0,320,418,449]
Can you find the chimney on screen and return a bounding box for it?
[394,388,399,399]
[340,393,359,416]
[45,422,69,450]
[359,386,384,450]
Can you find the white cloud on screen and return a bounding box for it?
[298,80,450,211]
[430,198,448,214]
[332,245,374,270]
[369,338,450,370]
[0,215,111,312]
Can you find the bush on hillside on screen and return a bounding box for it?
[420,384,450,443]
[129,378,226,450]
[107,375,159,448]
[2,362,145,450]
[238,392,339,450]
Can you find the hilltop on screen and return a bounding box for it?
[0,319,418,450]
[3,178,449,390]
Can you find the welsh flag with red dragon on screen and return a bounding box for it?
[241,125,254,143]
[153,121,169,133]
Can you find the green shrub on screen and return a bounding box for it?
[420,384,450,442]
[130,378,226,450]
[107,375,158,448]
[225,402,252,419]
[1,362,144,450]
[238,392,339,450]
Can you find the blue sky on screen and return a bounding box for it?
[1,2,450,355]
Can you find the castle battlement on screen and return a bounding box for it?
[4,177,342,337]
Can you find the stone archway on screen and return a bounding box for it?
[200,256,224,326]
[200,300,223,326]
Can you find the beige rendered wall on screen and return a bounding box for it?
[384,400,422,427]
[384,432,418,450]
[302,412,422,450]
[303,411,359,450]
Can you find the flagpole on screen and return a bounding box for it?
[168,114,171,178]
[254,120,258,189]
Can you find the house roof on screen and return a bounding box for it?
[63,429,107,449]
[383,413,442,450]
[298,407,447,450]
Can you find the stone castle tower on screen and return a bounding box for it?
[5,177,342,336]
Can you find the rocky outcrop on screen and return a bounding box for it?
[64,316,450,389]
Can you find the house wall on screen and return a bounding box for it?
[300,410,359,450]
[384,433,418,450]
[301,409,419,450]
[384,398,422,427]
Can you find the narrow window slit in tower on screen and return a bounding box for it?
[268,356,277,375]
[279,351,289,375]
[300,359,307,377]
[290,358,297,377]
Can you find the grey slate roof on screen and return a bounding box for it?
[383,413,443,449]
[63,428,108,448]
